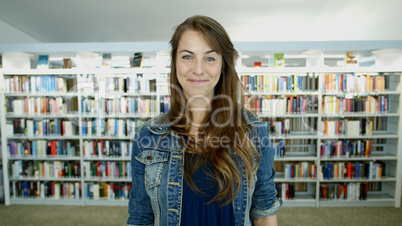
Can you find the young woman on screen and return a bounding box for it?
[127,15,281,226]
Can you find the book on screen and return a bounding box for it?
[63,58,72,69]
[37,55,49,69]
[344,51,358,66]
[102,53,112,68]
[132,52,143,68]
[274,53,285,67]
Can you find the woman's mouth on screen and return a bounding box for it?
[188,79,208,85]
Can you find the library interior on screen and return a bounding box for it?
[0,0,402,225]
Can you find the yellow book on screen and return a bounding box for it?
[328,96,334,115]
[105,183,109,199]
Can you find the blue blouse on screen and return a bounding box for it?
[181,155,235,226]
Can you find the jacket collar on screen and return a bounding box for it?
[148,112,171,135]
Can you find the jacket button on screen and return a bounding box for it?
[146,154,152,161]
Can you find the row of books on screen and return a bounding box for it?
[160,96,170,113]
[267,118,318,136]
[322,74,385,93]
[83,140,132,158]
[83,161,131,179]
[82,119,140,137]
[322,119,373,137]
[322,161,384,180]
[81,75,158,93]
[264,119,291,136]
[321,140,372,158]
[241,74,318,93]
[3,75,70,94]
[276,183,295,200]
[320,183,368,200]
[5,97,67,115]
[273,141,286,159]
[81,97,158,115]
[10,181,81,199]
[249,95,318,115]
[321,96,388,115]
[284,162,317,179]
[84,182,132,200]
[7,140,79,158]
[7,119,78,136]
[11,161,80,179]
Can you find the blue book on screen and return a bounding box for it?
[372,76,376,91]
[67,142,71,156]
[298,76,302,91]
[328,162,333,179]
[37,55,49,69]
[336,74,339,91]
[356,162,360,178]
[323,162,328,179]
[23,182,29,198]
[82,122,87,136]
[101,119,105,135]
[130,98,135,113]
[102,162,106,177]
[54,120,58,135]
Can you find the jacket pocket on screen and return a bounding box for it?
[135,149,169,188]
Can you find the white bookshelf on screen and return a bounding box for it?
[240,66,402,208]
[1,59,401,207]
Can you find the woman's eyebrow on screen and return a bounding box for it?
[178,49,216,54]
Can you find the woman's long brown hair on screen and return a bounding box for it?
[168,15,259,206]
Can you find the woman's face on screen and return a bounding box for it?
[176,30,223,101]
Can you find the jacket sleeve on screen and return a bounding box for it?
[250,122,282,220]
[127,129,154,226]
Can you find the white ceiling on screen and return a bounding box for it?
[1,0,402,43]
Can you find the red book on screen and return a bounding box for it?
[242,75,247,89]
[321,144,325,157]
[43,98,47,114]
[347,163,352,179]
[363,183,368,200]
[92,141,96,156]
[260,75,264,92]
[343,184,348,199]
[339,74,343,91]
[51,141,57,156]
[14,76,19,93]
[100,140,104,156]
[97,162,101,178]
[105,162,109,178]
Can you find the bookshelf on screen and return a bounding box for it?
[1,61,401,207]
[242,66,402,207]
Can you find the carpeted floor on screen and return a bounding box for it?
[1,205,402,226]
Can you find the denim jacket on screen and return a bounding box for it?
[127,110,282,226]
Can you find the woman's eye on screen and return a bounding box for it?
[206,57,215,62]
[183,55,192,60]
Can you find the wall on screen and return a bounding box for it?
[0,19,40,44]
